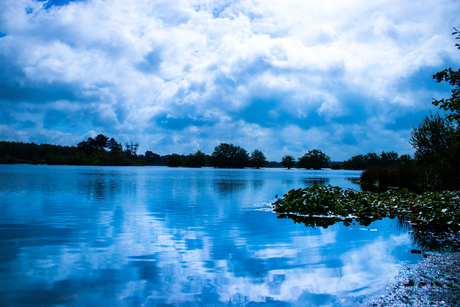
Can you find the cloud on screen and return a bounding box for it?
[0,0,459,160]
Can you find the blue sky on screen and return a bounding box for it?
[0,0,459,161]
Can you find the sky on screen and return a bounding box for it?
[0,0,459,161]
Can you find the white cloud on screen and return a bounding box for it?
[0,0,459,160]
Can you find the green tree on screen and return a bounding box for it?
[108,138,122,153]
[211,143,249,168]
[167,154,185,167]
[410,113,459,190]
[249,149,267,169]
[185,150,207,167]
[380,151,400,167]
[94,134,109,152]
[410,113,456,164]
[143,151,161,165]
[399,154,413,166]
[77,137,97,155]
[432,28,460,123]
[281,155,296,169]
[343,154,366,170]
[363,152,380,167]
[77,134,110,154]
[297,149,330,170]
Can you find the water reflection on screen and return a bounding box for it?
[0,165,421,306]
[214,179,248,194]
[77,170,122,201]
[301,177,330,187]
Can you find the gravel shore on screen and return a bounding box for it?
[364,252,460,306]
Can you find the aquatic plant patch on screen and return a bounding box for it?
[273,185,460,250]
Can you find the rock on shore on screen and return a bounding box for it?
[364,252,460,306]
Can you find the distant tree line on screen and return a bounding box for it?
[0,134,143,166]
[0,136,413,171]
[149,144,270,169]
[342,152,412,170]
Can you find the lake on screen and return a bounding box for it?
[0,165,422,306]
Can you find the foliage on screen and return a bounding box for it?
[281,155,296,169]
[108,138,123,153]
[296,149,330,169]
[0,135,143,166]
[77,134,120,154]
[342,151,406,170]
[210,143,249,168]
[432,28,460,123]
[360,165,428,193]
[167,154,185,167]
[273,185,460,250]
[184,150,207,167]
[142,151,162,165]
[330,162,341,170]
[249,149,267,169]
[266,161,283,168]
[410,113,456,164]
[0,141,78,164]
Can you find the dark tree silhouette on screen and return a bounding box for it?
[185,150,207,167]
[281,155,296,169]
[249,149,267,169]
[297,149,330,170]
[167,154,185,167]
[211,143,249,168]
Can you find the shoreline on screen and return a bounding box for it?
[364,252,460,306]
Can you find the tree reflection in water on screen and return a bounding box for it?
[277,213,460,252]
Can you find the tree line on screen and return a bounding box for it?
[0,136,143,166]
[0,136,410,170]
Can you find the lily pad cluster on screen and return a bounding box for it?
[273,185,460,250]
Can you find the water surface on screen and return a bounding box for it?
[0,165,422,306]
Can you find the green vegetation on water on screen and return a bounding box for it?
[273,185,460,251]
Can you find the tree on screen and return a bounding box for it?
[399,154,413,166]
[77,137,97,155]
[167,154,185,167]
[363,152,380,167]
[94,134,109,152]
[409,112,460,190]
[249,149,267,169]
[342,154,365,170]
[379,151,400,167]
[297,149,330,170]
[77,134,111,154]
[108,138,122,153]
[410,113,456,165]
[143,150,161,165]
[432,28,460,123]
[281,155,296,169]
[210,143,249,168]
[185,150,207,167]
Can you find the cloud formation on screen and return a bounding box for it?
[1,0,459,160]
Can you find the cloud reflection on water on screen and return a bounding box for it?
[0,165,419,306]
